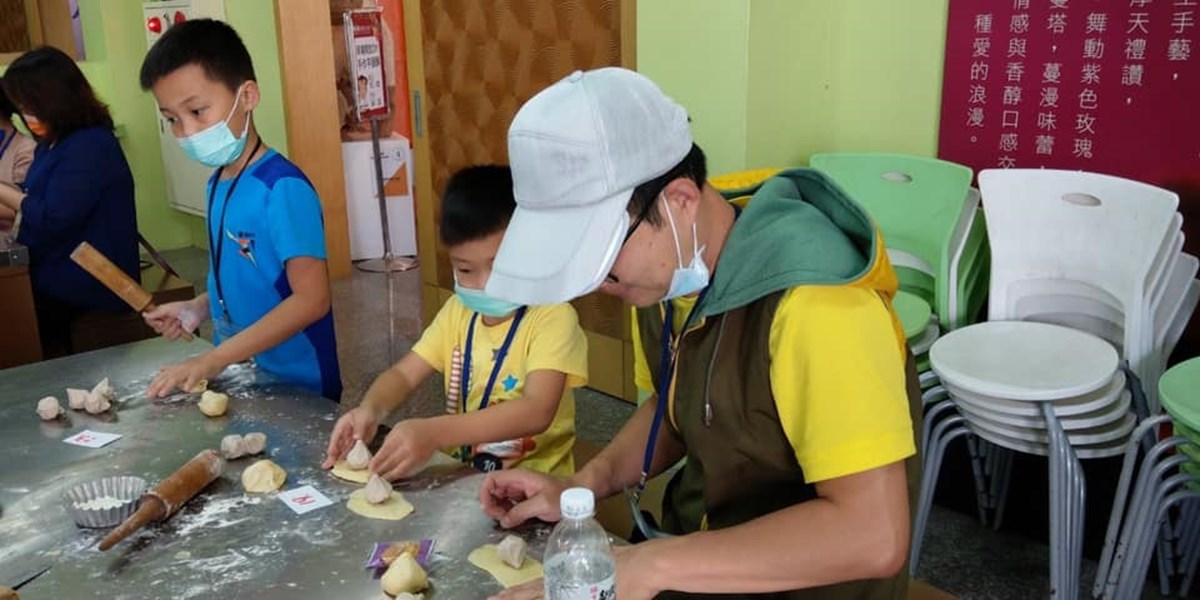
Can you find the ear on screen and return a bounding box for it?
[662,176,703,222]
[241,80,262,113]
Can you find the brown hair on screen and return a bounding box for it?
[1,46,114,143]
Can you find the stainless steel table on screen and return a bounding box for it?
[0,338,551,599]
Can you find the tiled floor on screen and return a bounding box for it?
[159,247,1184,599]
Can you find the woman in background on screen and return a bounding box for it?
[0,47,139,357]
[0,79,36,230]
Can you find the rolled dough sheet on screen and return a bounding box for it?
[468,544,544,588]
[346,488,414,520]
[331,460,371,484]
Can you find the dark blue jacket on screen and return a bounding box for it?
[17,126,139,313]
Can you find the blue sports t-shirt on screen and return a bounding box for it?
[206,149,342,400]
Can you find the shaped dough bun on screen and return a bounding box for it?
[241,459,287,493]
[66,388,89,410]
[198,390,229,417]
[345,439,372,470]
[242,432,268,455]
[497,534,528,569]
[381,552,428,596]
[364,473,392,504]
[221,434,246,460]
[36,396,63,421]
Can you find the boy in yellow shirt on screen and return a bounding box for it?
[323,165,587,479]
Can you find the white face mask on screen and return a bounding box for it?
[661,192,710,301]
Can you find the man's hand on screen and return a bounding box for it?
[479,468,569,529]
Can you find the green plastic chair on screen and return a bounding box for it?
[810,153,977,329]
[895,290,933,341]
[1161,357,1200,470]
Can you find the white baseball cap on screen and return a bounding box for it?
[486,67,693,305]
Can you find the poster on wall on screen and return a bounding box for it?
[938,0,1199,187]
[344,8,391,122]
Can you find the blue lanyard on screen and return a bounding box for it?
[460,306,528,458]
[638,286,710,491]
[635,205,736,491]
[461,306,528,411]
[206,138,263,324]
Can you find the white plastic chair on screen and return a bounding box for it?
[979,169,1180,407]
[930,320,1123,599]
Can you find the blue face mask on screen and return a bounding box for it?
[661,193,710,301]
[455,282,523,317]
[177,85,249,168]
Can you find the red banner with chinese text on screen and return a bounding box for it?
[938,0,1198,188]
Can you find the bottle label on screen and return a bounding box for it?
[557,576,615,600]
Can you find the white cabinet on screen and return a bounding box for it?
[342,137,417,260]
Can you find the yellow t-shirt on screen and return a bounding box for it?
[413,297,588,477]
[631,285,914,483]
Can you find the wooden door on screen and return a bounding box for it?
[404,0,638,401]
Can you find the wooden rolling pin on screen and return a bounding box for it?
[98,449,225,551]
[69,241,193,341]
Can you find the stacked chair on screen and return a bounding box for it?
[809,153,990,344]
[916,168,1196,598]
[1095,357,1200,598]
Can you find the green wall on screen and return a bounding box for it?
[637,0,751,177]
[639,0,951,175]
[4,0,290,251]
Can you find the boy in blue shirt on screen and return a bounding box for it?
[139,20,342,401]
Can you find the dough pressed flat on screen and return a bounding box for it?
[330,460,371,484]
[468,544,544,588]
[346,489,414,520]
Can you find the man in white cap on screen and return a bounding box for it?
[480,67,922,599]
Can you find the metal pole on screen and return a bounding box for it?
[356,117,411,273]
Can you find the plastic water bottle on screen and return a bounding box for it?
[543,487,616,600]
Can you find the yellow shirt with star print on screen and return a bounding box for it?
[412,296,588,477]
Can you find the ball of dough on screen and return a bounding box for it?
[364,473,391,505]
[242,432,267,455]
[36,396,63,421]
[221,434,246,460]
[381,552,428,596]
[395,594,424,600]
[84,390,111,414]
[241,459,287,493]
[497,534,528,569]
[346,439,372,470]
[198,391,229,417]
[66,388,89,410]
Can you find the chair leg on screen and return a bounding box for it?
[1158,506,1179,596]
[1043,402,1083,599]
[1181,498,1200,597]
[1109,455,1190,599]
[1095,415,1172,597]
[993,447,1016,531]
[920,388,953,454]
[965,435,990,526]
[1115,478,1198,599]
[910,414,970,576]
[1106,443,1190,598]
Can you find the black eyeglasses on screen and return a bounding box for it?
[623,198,656,244]
[607,199,657,285]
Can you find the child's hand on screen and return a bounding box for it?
[146,353,226,398]
[370,419,437,481]
[322,406,382,469]
[144,299,206,341]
